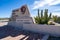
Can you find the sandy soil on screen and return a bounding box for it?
[0,22,8,26]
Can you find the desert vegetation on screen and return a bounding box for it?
[34,9,60,24]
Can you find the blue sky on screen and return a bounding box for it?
[0,0,60,18]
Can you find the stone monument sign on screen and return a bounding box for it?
[10,5,33,24]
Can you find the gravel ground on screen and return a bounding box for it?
[0,22,60,40]
[0,22,44,40]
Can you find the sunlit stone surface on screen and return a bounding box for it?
[10,5,33,24]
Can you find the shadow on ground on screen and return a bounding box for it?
[0,25,60,40]
[47,36,60,40]
[0,25,44,40]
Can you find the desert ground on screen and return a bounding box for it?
[0,22,43,40]
[0,22,8,26]
[0,22,60,40]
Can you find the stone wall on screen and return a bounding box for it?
[23,24,60,37]
[8,22,60,37]
[8,21,23,29]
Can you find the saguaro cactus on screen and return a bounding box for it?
[35,9,52,24]
[44,9,48,24]
[49,13,52,19]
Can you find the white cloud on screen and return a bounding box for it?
[30,0,60,17]
[32,0,60,9]
[32,0,46,9]
[52,12,60,16]
[49,0,60,5]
